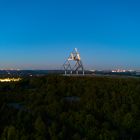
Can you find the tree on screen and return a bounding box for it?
[1,126,18,140]
[34,116,46,140]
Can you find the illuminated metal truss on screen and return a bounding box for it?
[63,48,84,75]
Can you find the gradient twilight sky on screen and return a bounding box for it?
[0,0,140,70]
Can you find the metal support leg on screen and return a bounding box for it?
[83,71,85,75]
[76,71,78,75]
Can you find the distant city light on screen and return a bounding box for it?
[111,69,135,73]
[0,78,21,82]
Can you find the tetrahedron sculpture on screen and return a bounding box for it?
[63,48,84,75]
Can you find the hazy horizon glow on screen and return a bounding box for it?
[0,0,140,70]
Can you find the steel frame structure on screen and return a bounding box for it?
[63,48,84,75]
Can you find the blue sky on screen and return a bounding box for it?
[0,0,140,70]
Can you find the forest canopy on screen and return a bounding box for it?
[0,75,140,140]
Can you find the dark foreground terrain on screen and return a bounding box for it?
[0,76,140,140]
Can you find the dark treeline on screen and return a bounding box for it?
[0,76,140,140]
